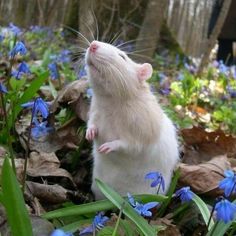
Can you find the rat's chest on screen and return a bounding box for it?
[96,108,127,140]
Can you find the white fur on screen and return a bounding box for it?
[85,41,179,199]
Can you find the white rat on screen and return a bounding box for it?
[85,40,179,199]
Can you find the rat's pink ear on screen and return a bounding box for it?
[137,63,153,82]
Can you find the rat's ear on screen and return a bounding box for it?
[137,63,153,82]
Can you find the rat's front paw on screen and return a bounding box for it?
[86,125,98,141]
[98,141,119,154]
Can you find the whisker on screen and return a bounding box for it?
[117,37,155,49]
[91,2,99,41]
[126,47,156,54]
[109,30,123,45]
[80,19,95,42]
[63,25,91,46]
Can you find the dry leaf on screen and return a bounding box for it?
[178,155,230,196]
[27,152,75,186]
[181,126,236,164]
[26,181,68,204]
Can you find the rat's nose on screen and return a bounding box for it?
[90,42,99,53]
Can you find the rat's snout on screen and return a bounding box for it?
[90,41,99,53]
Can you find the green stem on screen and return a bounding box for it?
[208,221,218,236]
[0,93,16,173]
[22,100,36,192]
[207,203,216,230]
[112,202,125,236]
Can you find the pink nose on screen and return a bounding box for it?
[90,42,98,53]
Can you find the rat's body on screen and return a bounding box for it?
[85,41,179,199]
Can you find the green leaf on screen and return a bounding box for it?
[9,77,26,91]
[158,169,180,217]
[8,71,49,128]
[192,194,214,230]
[2,157,33,236]
[60,219,91,233]
[98,226,115,236]
[95,179,157,236]
[42,194,166,219]
[119,219,136,236]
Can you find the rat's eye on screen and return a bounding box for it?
[119,54,126,60]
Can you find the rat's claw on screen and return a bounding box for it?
[86,125,98,141]
[98,141,118,154]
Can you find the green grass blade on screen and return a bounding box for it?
[193,194,214,230]
[60,219,92,232]
[42,194,166,220]
[95,179,157,236]
[2,157,33,236]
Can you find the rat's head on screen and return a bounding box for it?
[85,40,153,98]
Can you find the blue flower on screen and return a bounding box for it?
[8,23,21,36]
[21,97,49,119]
[184,63,197,74]
[30,25,44,33]
[160,87,171,96]
[219,170,236,197]
[127,193,158,217]
[0,34,4,42]
[0,83,7,94]
[127,192,136,207]
[48,63,60,80]
[145,171,165,192]
[215,198,236,223]
[86,88,93,98]
[175,186,194,203]
[9,41,27,58]
[219,60,228,75]
[176,73,184,81]
[31,120,53,138]
[12,61,31,80]
[80,212,109,235]
[50,229,73,236]
[78,65,87,79]
[134,202,159,217]
[58,50,71,63]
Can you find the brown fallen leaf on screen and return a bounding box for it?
[27,152,75,187]
[51,78,89,111]
[178,155,230,196]
[26,181,68,204]
[151,218,181,236]
[181,126,236,164]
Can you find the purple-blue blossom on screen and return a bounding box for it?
[86,88,93,98]
[11,61,31,80]
[145,171,165,192]
[30,25,44,33]
[8,23,21,36]
[58,50,71,63]
[0,83,7,94]
[9,41,27,58]
[79,212,109,235]
[219,170,236,197]
[78,65,87,79]
[127,193,158,217]
[50,229,73,236]
[219,60,228,75]
[215,198,236,223]
[175,186,194,203]
[21,97,49,119]
[48,62,60,80]
[0,34,4,42]
[31,120,53,138]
